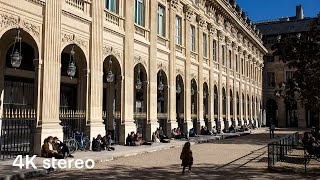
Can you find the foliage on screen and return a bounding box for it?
[271,18,320,111]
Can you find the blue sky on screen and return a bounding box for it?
[236,0,320,22]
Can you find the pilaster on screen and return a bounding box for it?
[217,31,224,130]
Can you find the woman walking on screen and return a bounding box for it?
[180,142,193,173]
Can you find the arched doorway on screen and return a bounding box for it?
[236,92,240,125]
[60,44,88,140]
[242,93,245,124]
[191,79,198,133]
[214,85,218,130]
[266,99,278,127]
[157,70,168,135]
[103,55,122,143]
[134,63,147,139]
[176,75,184,131]
[222,87,226,128]
[0,28,39,157]
[252,95,254,126]
[230,89,233,126]
[203,82,209,128]
[247,95,250,124]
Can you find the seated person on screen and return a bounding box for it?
[172,128,179,139]
[302,132,320,157]
[211,126,218,135]
[200,126,206,135]
[42,136,64,159]
[97,134,107,150]
[152,132,160,143]
[134,132,143,146]
[53,137,74,158]
[159,127,167,141]
[229,125,236,133]
[126,132,136,146]
[189,128,197,137]
[104,132,115,151]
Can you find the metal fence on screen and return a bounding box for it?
[59,110,87,141]
[102,111,120,144]
[268,132,319,174]
[0,109,36,160]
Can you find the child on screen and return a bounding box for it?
[180,142,193,173]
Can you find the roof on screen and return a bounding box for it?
[255,18,318,35]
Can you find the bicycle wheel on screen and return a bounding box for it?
[83,137,90,151]
[66,139,77,154]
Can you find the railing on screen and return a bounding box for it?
[105,9,122,26]
[157,113,168,119]
[65,0,84,11]
[213,62,219,70]
[190,51,198,61]
[59,110,86,141]
[266,132,319,173]
[102,111,120,144]
[1,109,36,160]
[135,24,149,39]
[134,112,147,119]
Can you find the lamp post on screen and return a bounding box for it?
[135,65,142,90]
[106,57,114,83]
[10,29,23,69]
[67,45,76,79]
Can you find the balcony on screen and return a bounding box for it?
[63,0,91,17]
[213,62,219,70]
[135,24,149,40]
[65,0,84,11]
[104,10,124,27]
[190,51,198,61]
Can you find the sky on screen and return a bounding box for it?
[236,0,320,22]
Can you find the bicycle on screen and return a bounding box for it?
[64,132,90,154]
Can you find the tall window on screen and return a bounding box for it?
[134,0,144,26]
[267,72,275,87]
[246,62,249,77]
[229,50,232,69]
[241,58,244,74]
[222,45,225,66]
[203,33,207,57]
[106,0,117,13]
[157,4,165,37]
[190,25,196,51]
[213,41,216,62]
[235,55,238,72]
[176,16,182,45]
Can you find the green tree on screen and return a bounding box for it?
[272,18,320,111]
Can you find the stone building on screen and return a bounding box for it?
[256,5,320,128]
[0,0,266,155]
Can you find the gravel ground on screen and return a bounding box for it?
[33,130,320,180]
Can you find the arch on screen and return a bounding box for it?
[222,87,226,117]
[61,44,87,78]
[214,85,218,118]
[176,74,185,130]
[157,69,168,113]
[61,43,88,66]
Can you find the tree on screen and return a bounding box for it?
[272,18,320,111]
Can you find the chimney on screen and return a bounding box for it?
[296,5,304,20]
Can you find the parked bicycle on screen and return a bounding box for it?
[63,128,90,154]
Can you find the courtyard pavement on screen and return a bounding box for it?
[2,128,317,180]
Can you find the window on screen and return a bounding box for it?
[176,16,182,45]
[229,50,232,69]
[222,45,225,66]
[157,5,165,37]
[106,0,117,13]
[235,55,238,72]
[203,33,207,57]
[213,41,216,62]
[285,71,294,81]
[267,72,276,87]
[246,61,249,77]
[264,55,274,62]
[241,58,244,74]
[190,25,196,51]
[134,0,144,26]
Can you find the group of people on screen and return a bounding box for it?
[126,131,144,146]
[92,132,115,151]
[41,136,74,159]
[152,127,170,143]
[302,127,320,157]
[171,127,187,139]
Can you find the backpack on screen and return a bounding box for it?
[92,138,101,151]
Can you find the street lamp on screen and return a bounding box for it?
[106,57,114,83]
[67,45,76,79]
[203,90,207,99]
[158,71,164,91]
[10,29,23,69]
[176,76,181,94]
[135,65,142,90]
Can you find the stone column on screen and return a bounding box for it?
[167,1,178,137]
[232,46,238,126]
[244,55,248,124]
[0,50,4,139]
[183,5,194,135]
[88,0,105,142]
[208,24,216,130]
[249,61,253,125]
[120,0,136,144]
[33,59,42,127]
[217,31,225,130]
[196,15,205,133]
[37,0,63,155]
[239,50,244,126]
[225,38,231,129]
[146,0,158,141]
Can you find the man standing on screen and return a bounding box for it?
[269,118,275,138]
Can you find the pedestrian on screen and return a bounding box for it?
[269,118,275,138]
[180,142,193,173]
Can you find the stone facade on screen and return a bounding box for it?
[0,0,266,154]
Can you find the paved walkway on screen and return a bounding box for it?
[0,129,264,180]
[29,128,318,180]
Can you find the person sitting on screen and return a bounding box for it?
[229,125,236,133]
[211,126,218,135]
[172,128,179,139]
[189,128,197,137]
[42,136,64,159]
[126,132,136,146]
[104,132,115,151]
[96,134,106,150]
[53,137,74,158]
[134,132,142,146]
[152,132,160,143]
[159,127,167,141]
[200,126,206,135]
[302,132,320,157]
